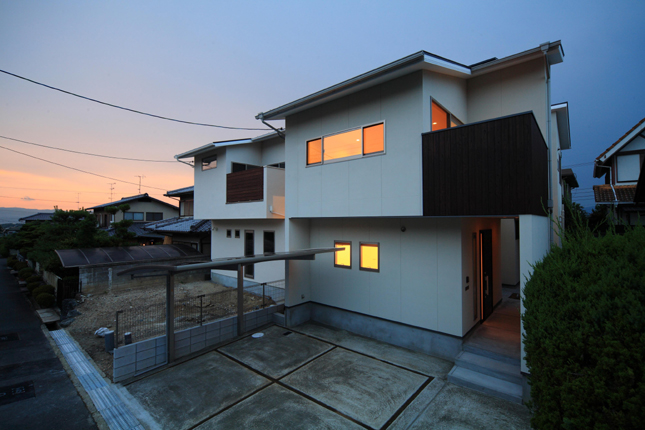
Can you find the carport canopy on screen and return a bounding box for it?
[55,244,205,268]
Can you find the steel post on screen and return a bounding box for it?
[166,273,175,363]
[237,264,244,336]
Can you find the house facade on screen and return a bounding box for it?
[179,42,569,400]
[88,193,179,227]
[593,117,645,225]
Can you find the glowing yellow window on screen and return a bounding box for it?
[431,101,449,131]
[307,138,322,165]
[324,129,362,162]
[363,123,384,155]
[334,241,351,268]
[360,243,379,272]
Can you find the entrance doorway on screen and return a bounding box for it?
[480,229,493,321]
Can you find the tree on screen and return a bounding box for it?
[110,203,137,246]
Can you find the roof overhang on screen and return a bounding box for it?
[552,102,571,150]
[175,138,252,160]
[257,41,563,121]
[117,247,340,276]
[561,168,579,188]
[594,117,645,178]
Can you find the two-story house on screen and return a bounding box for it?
[175,132,285,285]
[179,42,568,402]
[593,117,645,225]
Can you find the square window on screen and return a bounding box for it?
[235,230,240,238]
[334,241,351,268]
[202,154,217,171]
[360,243,379,272]
[307,138,322,165]
[226,229,231,238]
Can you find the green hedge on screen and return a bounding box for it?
[14,261,28,271]
[26,275,42,284]
[32,285,55,297]
[18,267,34,280]
[35,293,55,308]
[523,224,645,429]
[27,282,43,293]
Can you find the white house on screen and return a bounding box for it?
[178,42,569,402]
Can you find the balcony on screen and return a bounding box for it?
[422,112,548,217]
[225,166,285,218]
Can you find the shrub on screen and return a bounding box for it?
[27,282,43,293]
[32,285,55,297]
[523,222,645,429]
[35,293,55,308]
[26,275,42,284]
[14,261,28,271]
[18,267,34,280]
[7,255,17,266]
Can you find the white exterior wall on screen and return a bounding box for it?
[460,217,501,335]
[518,214,551,373]
[193,137,285,220]
[285,72,425,219]
[500,218,520,286]
[467,58,548,137]
[422,70,468,131]
[306,217,464,337]
[209,219,285,284]
[285,218,311,307]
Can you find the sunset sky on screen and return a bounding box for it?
[1,1,644,212]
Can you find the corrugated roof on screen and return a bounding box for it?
[593,185,636,203]
[87,193,178,210]
[19,212,55,222]
[144,217,210,234]
[55,244,205,268]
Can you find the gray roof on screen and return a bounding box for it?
[106,223,165,239]
[165,186,194,197]
[87,193,178,211]
[55,244,205,268]
[144,217,210,234]
[19,212,55,222]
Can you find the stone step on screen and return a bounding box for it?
[455,351,523,385]
[448,366,523,404]
[463,344,519,365]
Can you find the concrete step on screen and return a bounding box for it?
[455,351,523,385]
[448,366,523,404]
[272,312,285,326]
[463,344,518,365]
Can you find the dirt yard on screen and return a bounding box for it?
[66,280,272,379]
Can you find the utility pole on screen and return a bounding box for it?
[134,176,146,194]
[108,183,116,201]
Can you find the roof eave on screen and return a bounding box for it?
[597,119,645,164]
[471,41,563,76]
[175,139,253,160]
[551,102,571,150]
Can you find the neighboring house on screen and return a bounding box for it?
[593,117,645,225]
[178,42,568,401]
[562,168,579,203]
[175,132,285,285]
[144,186,212,256]
[18,212,55,223]
[87,193,179,228]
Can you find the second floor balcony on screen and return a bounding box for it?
[225,166,285,218]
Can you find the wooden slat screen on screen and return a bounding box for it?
[227,168,264,203]
[422,112,548,216]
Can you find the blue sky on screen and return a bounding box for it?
[1,0,643,210]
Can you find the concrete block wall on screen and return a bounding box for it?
[113,305,284,381]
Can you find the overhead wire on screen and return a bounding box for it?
[0,135,177,163]
[0,145,168,191]
[0,186,110,194]
[0,195,100,204]
[0,69,270,131]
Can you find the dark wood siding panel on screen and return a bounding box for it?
[422,112,548,216]
[226,168,264,203]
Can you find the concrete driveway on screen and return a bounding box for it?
[119,322,531,429]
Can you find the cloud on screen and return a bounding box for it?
[21,196,35,201]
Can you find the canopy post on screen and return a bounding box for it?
[237,264,244,336]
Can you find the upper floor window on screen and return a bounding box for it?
[616,154,642,182]
[180,199,194,217]
[124,212,144,221]
[431,100,462,131]
[146,212,163,221]
[334,241,352,268]
[202,154,217,171]
[307,122,384,166]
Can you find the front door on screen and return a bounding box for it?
[244,230,254,278]
[480,229,494,321]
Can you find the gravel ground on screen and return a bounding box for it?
[65,280,271,379]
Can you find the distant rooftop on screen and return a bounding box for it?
[165,186,194,197]
[87,193,177,211]
[19,212,55,222]
[145,216,210,234]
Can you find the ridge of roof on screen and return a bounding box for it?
[595,117,645,162]
[87,193,178,210]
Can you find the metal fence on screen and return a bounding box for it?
[115,279,285,346]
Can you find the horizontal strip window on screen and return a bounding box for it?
[146,212,163,221]
[307,122,384,166]
[360,243,379,272]
[124,212,144,221]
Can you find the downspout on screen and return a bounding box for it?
[541,43,554,245]
[256,113,285,139]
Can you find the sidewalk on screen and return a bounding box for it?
[0,258,97,430]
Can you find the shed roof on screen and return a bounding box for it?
[55,244,205,268]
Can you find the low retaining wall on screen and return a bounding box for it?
[113,304,284,382]
[42,269,61,288]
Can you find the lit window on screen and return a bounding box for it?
[334,241,351,268]
[432,101,449,131]
[202,154,217,171]
[360,243,379,272]
[306,122,385,166]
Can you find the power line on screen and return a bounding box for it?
[0,135,177,163]
[0,69,270,131]
[0,186,109,194]
[0,195,101,204]
[0,145,168,191]
[563,162,595,168]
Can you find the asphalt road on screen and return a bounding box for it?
[0,258,97,430]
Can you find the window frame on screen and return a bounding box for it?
[146,212,163,221]
[359,242,380,273]
[201,154,218,171]
[263,230,275,255]
[306,121,386,167]
[124,212,144,221]
[180,199,194,217]
[431,98,463,132]
[235,229,240,238]
[334,240,352,269]
[226,229,231,238]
